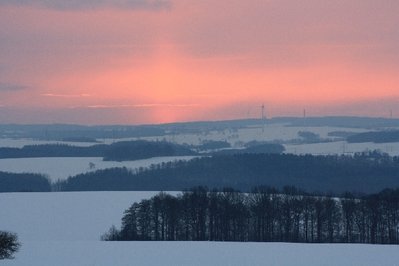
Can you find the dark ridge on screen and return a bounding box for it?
[57,152,399,194]
[347,130,399,143]
[0,140,196,160]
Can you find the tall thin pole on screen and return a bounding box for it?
[261,104,265,133]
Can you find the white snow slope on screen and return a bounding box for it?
[0,191,398,266]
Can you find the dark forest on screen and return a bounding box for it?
[58,152,399,194]
[103,186,399,244]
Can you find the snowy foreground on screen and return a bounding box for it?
[1,191,398,266]
[5,241,399,266]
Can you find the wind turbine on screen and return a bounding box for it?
[261,104,266,133]
[303,108,306,127]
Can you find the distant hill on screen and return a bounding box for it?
[0,140,196,161]
[151,116,399,133]
[0,144,107,158]
[347,130,399,143]
[103,141,195,161]
[2,116,399,140]
[0,124,165,140]
[57,153,399,194]
[283,116,399,129]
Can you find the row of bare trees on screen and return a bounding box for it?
[103,187,399,244]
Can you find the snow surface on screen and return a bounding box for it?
[1,124,399,265]
[4,241,399,266]
[0,156,197,181]
[0,191,160,241]
[143,124,367,145]
[2,124,398,156]
[138,124,399,155]
[0,191,398,266]
[284,141,399,156]
[0,124,363,148]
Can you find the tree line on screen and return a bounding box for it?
[0,140,195,161]
[3,150,399,194]
[0,171,51,192]
[0,139,284,161]
[103,186,399,244]
[59,152,399,194]
[0,124,165,140]
[213,143,285,155]
[347,130,399,143]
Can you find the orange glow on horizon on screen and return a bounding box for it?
[1,2,399,124]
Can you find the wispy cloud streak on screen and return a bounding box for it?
[41,93,91,98]
[0,0,171,11]
[71,103,200,109]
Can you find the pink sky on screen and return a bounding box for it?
[0,0,399,124]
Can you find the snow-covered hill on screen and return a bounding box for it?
[1,191,398,266]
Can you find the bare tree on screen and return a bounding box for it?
[0,231,20,260]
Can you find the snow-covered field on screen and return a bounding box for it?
[284,141,399,156]
[0,124,365,148]
[145,124,367,146]
[2,123,399,265]
[2,123,399,156]
[1,191,398,266]
[0,191,158,241]
[0,156,197,181]
[6,241,399,266]
[147,124,398,156]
